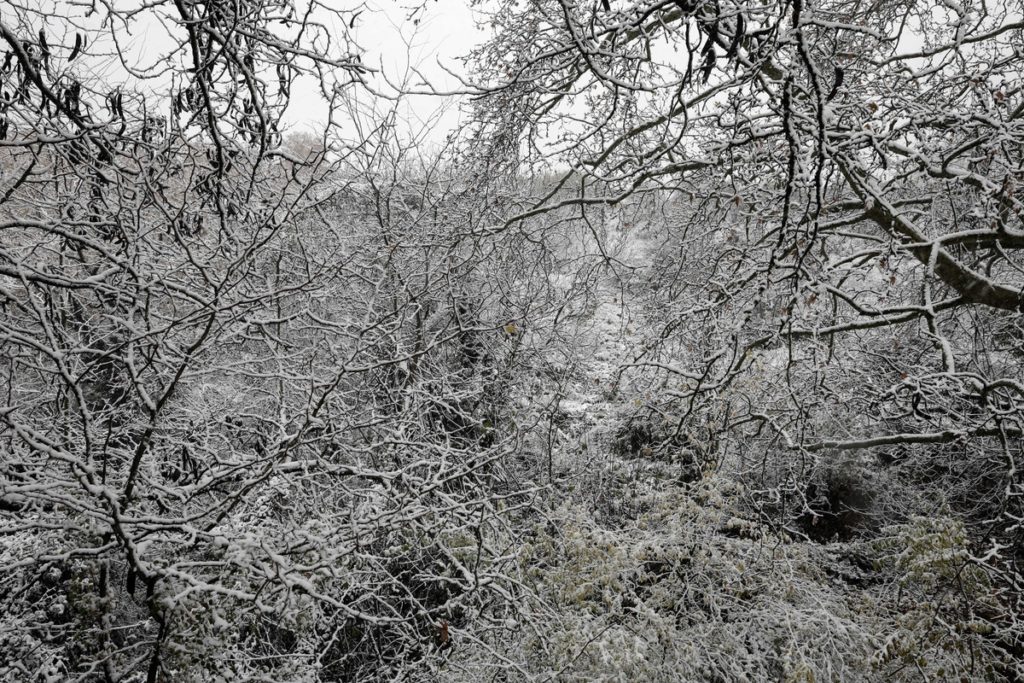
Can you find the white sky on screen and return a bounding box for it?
[281,0,487,145]
[23,0,486,147]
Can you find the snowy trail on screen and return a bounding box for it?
[552,222,659,472]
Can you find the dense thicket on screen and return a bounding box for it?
[1,0,1022,681]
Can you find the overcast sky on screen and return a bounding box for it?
[25,0,484,148]
[281,0,487,145]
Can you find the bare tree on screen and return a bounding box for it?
[0,2,558,681]
[468,0,1023,677]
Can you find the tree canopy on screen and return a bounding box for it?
[1,0,1022,680]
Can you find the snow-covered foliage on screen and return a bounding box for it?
[1,0,1023,680]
